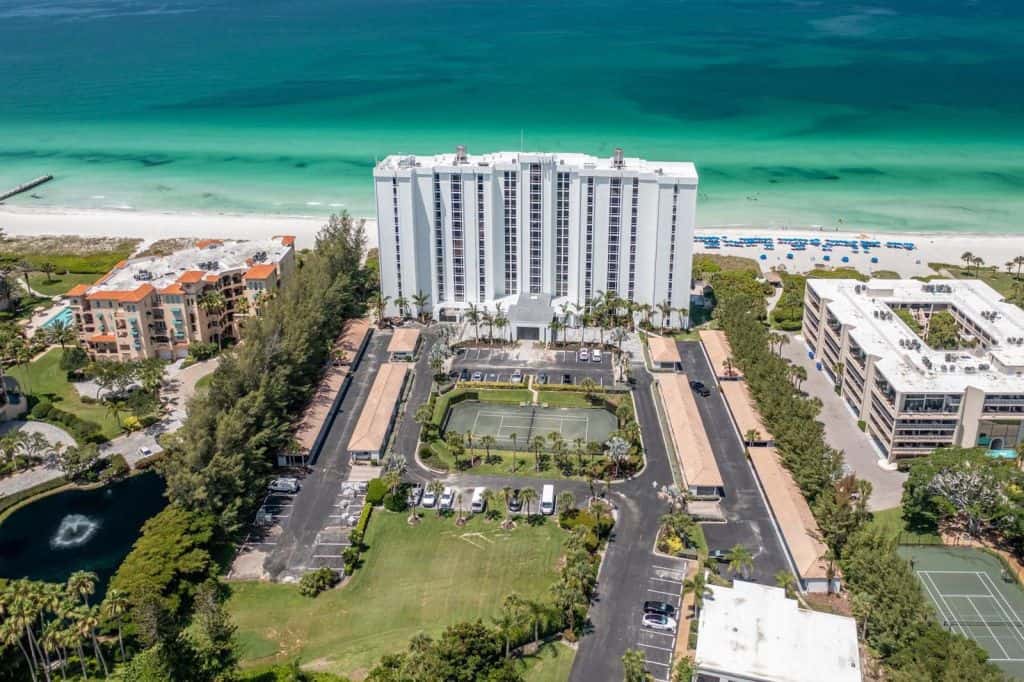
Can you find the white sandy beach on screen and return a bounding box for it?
[2,206,1023,279]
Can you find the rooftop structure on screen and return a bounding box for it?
[720,381,774,446]
[374,147,697,338]
[648,334,682,368]
[657,374,723,496]
[347,363,409,462]
[803,278,1024,459]
[696,581,861,682]
[387,328,420,358]
[699,330,741,379]
[67,236,296,361]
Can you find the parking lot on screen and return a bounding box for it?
[308,482,367,571]
[634,559,688,681]
[452,346,615,385]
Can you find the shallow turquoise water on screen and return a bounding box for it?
[1,0,1022,232]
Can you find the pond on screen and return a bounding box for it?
[0,472,166,591]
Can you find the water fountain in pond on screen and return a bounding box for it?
[50,514,100,549]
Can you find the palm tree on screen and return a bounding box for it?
[75,606,107,677]
[465,302,481,342]
[17,261,34,294]
[454,491,465,522]
[683,570,708,616]
[726,544,754,580]
[427,480,445,517]
[557,490,575,516]
[676,306,690,330]
[622,648,650,682]
[1,592,40,682]
[412,290,430,322]
[47,319,76,351]
[744,428,761,446]
[100,589,128,662]
[484,310,495,344]
[519,487,538,516]
[579,376,598,402]
[657,300,673,330]
[509,432,518,472]
[788,364,807,390]
[972,255,985,278]
[529,435,546,472]
[547,317,563,347]
[525,599,545,646]
[1014,255,1024,281]
[394,295,409,319]
[604,435,630,478]
[774,570,798,599]
[66,571,96,608]
[197,289,228,348]
[573,437,586,474]
[465,431,476,463]
[40,262,57,283]
[479,434,497,463]
[961,251,974,274]
[368,291,390,327]
[494,313,509,344]
[723,355,736,378]
[445,430,464,469]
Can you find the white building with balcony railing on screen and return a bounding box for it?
[802,278,1024,461]
[373,147,697,340]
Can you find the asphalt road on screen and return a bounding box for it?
[261,331,391,580]
[676,341,794,585]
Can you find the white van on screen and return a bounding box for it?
[540,484,555,515]
[268,477,299,494]
[470,487,487,513]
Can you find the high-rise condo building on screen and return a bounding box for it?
[373,147,697,340]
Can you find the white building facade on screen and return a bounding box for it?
[373,148,697,338]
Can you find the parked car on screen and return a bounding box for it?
[486,372,498,382]
[137,445,153,457]
[439,486,456,511]
[470,487,487,513]
[644,601,677,618]
[591,349,603,363]
[268,477,299,494]
[421,487,438,508]
[696,386,711,397]
[460,369,470,381]
[471,371,483,381]
[507,489,523,512]
[537,373,549,385]
[642,613,677,632]
[561,373,573,385]
[540,484,555,515]
[577,348,589,362]
[406,484,423,507]
[510,370,523,384]
[708,549,727,562]
[689,380,705,390]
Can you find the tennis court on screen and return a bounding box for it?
[899,545,1024,677]
[444,401,617,448]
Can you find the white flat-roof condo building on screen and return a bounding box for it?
[373,147,697,339]
[803,278,1024,461]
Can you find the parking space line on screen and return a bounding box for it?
[637,642,674,653]
[316,542,349,546]
[643,659,671,667]
[642,630,677,639]
[652,565,684,572]
[647,588,681,597]
[650,577,683,584]
[312,554,341,559]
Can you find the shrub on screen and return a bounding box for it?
[100,453,129,481]
[139,414,160,427]
[298,567,339,598]
[30,399,53,419]
[80,395,98,405]
[383,492,407,513]
[187,341,219,362]
[366,478,387,506]
[354,503,372,536]
[59,346,89,372]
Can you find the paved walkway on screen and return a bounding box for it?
[0,356,220,499]
[780,333,906,510]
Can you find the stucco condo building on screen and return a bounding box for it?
[68,237,296,361]
[803,278,1024,461]
[373,147,697,339]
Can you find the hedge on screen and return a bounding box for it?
[354,502,372,537]
[365,479,387,506]
[30,400,106,444]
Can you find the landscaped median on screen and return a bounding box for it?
[417,384,643,480]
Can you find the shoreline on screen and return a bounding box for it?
[2,205,1023,278]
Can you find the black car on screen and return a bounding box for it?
[708,549,727,562]
[696,386,711,397]
[507,489,523,512]
[643,601,677,618]
[561,373,573,385]
[537,373,549,385]
[459,369,470,381]
[689,380,705,390]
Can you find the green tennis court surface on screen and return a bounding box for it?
[444,402,617,448]
[899,545,1024,678]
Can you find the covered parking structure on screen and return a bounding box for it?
[647,334,682,371]
[748,446,837,593]
[657,373,724,498]
[279,318,371,466]
[719,380,775,446]
[346,362,410,464]
[698,329,742,380]
[387,328,420,361]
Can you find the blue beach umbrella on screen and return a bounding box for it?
[786,253,794,260]
[760,254,767,260]
[842,256,850,263]
[823,255,831,262]
[871,257,879,264]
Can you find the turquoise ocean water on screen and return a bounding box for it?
[1,0,1022,232]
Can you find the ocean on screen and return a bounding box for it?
[1,0,1022,233]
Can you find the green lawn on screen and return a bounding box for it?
[27,272,98,297]
[228,512,566,677]
[519,642,576,681]
[427,443,600,481]
[194,373,214,393]
[869,506,942,545]
[7,348,122,439]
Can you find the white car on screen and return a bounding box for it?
[591,349,603,363]
[268,477,300,494]
[421,487,438,508]
[439,486,456,511]
[137,445,153,457]
[510,370,523,384]
[577,348,589,362]
[642,613,677,632]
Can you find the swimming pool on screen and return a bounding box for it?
[41,306,73,330]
